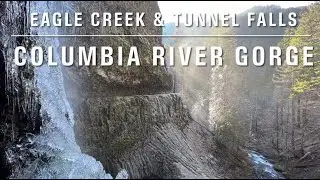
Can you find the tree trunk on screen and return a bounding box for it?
[300,99,307,156]
[280,103,284,136]
[291,98,296,155]
[276,101,280,154]
[297,96,301,128]
[286,100,289,150]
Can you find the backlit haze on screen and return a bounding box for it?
[158,1,314,23]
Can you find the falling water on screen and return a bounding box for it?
[14,1,127,178]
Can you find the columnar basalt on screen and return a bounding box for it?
[0,1,223,179]
[61,1,220,179]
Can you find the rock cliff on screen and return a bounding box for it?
[60,1,221,178]
[0,1,120,178]
[74,94,219,178]
[0,1,223,179]
[61,1,173,99]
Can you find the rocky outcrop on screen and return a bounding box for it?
[74,94,219,178]
[0,2,42,178]
[0,1,223,179]
[61,1,172,99]
[0,1,124,178]
[60,1,221,179]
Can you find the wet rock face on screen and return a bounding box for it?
[1,1,126,179]
[0,2,43,178]
[74,94,218,178]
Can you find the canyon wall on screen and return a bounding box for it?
[0,1,226,179]
[61,1,222,178]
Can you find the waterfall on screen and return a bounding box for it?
[14,1,127,178]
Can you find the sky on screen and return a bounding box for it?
[158,1,314,22]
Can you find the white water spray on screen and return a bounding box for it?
[19,1,127,178]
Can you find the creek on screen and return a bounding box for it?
[248,151,285,179]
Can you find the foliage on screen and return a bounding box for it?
[288,3,320,96]
[209,27,250,151]
[215,107,248,150]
